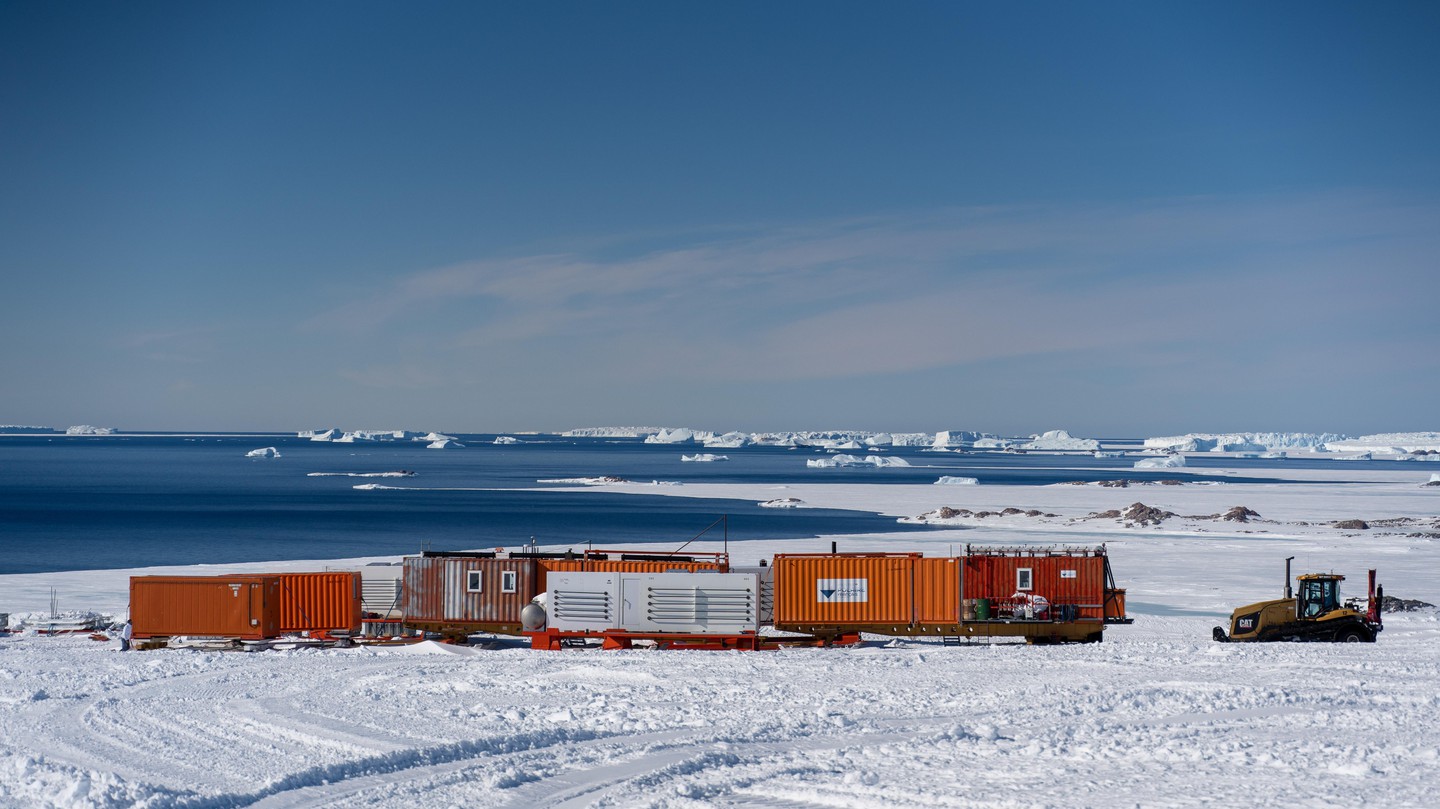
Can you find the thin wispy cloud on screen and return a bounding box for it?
[311,191,1437,393]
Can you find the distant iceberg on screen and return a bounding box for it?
[759,497,804,508]
[681,453,729,462]
[245,447,281,458]
[645,428,702,444]
[308,471,415,478]
[427,439,464,449]
[301,428,424,443]
[807,454,911,469]
[931,430,995,449]
[1021,429,1099,451]
[1211,441,1267,453]
[493,436,520,445]
[607,428,935,448]
[1325,433,1440,453]
[703,431,750,449]
[935,476,978,485]
[1135,454,1187,469]
[562,427,667,438]
[1144,432,1348,452]
[65,425,115,435]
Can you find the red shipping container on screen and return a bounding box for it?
[961,551,1109,621]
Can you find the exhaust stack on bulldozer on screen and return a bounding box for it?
[1213,560,1382,643]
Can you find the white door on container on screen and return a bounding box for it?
[621,577,644,630]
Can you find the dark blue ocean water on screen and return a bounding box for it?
[0,433,1373,575]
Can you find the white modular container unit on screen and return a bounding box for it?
[548,572,619,632]
[360,563,404,619]
[547,571,760,634]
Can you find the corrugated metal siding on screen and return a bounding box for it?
[278,572,362,633]
[401,556,539,627]
[130,576,281,639]
[915,557,961,623]
[773,554,916,625]
[538,558,722,591]
[401,556,441,621]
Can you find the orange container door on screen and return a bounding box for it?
[915,557,961,623]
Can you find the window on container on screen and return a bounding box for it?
[501,570,518,594]
[466,570,483,593]
[1016,568,1033,592]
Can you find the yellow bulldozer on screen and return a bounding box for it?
[1213,557,1383,643]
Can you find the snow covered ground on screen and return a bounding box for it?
[3,460,1439,808]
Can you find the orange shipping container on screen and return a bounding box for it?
[278,572,363,633]
[772,554,918,625]
[130,575,281,639]
[538,557,724,591]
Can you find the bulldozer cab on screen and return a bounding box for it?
[1297,574,1343,619]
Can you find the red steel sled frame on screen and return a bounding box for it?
[524,629,862,651]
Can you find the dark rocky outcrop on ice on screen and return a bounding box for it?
[1333,519,1370,530]
[1381,595,1436,612]
[907,507,1058,523]
[1122,502,1176,526]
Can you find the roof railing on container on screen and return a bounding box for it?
[964,545,1108,558]
[772,552,922,559]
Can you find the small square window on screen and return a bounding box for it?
[501,570,518,594]
[466,570,483,593]
[1016,568,1033,592]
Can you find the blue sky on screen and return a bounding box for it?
[2,2,1437,435]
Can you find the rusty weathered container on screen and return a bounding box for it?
[772,554,918,626]
[402,556,543,634]
[278,572,362,634]
[401,552,728,635]
[961,551,1108,621]
[130,575,281,639]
